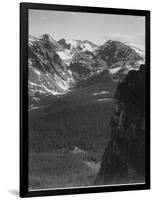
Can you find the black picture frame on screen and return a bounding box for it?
[20,2,150,198]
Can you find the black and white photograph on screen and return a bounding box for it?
[20,4,150,195]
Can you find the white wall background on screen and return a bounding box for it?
[0,0,153,199]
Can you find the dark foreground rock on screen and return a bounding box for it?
[95,65,146,185]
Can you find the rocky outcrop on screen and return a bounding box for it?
[95,64,145,185]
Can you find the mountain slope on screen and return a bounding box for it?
[28,35,145,106]
[95,40,143,66]
[28,34,74,105]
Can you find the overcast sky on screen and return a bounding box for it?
[29,9,145,49]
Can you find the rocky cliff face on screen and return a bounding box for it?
[95,64,145,184]
[28,34,74,106]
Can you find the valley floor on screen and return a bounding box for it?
[28,83,117,190]
[29,149,102,190]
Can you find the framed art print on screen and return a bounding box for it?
[20,3,150,197]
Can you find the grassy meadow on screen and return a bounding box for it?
[28,82,116,189]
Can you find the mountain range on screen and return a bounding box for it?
[28,34,144,107]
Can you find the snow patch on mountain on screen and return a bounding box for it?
[57,51,72,60]
[131,46,145,58]
[65,39,78,49]
[126,65,135,71]
[93,91,110,96]
[83,43,94,52]
[57,50,73,65]
[33,68,41,76]
[29,80,62,96]
[64,39,97,52]
[109,67,121,74]
[54,74,70,91]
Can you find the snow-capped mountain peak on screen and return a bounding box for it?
[58,38,98,52]
[28,34,145,106]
